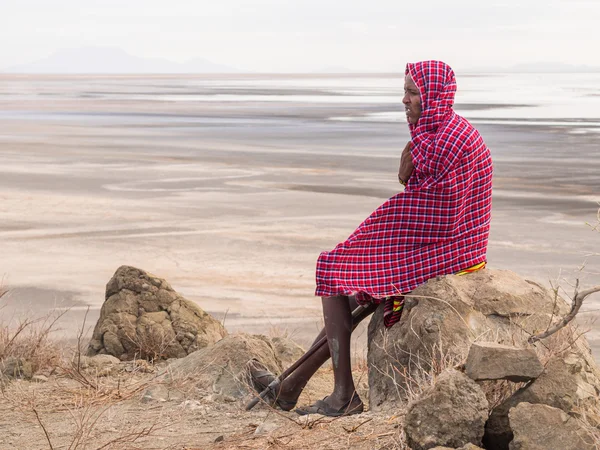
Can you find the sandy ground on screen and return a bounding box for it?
[0,361,404,450]
[0,74,599,357]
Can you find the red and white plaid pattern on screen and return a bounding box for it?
[315,60,493,304]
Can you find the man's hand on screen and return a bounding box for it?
[398,141,414,185]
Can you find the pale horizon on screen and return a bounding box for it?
[3,45,600,74]
[1,0,599,73]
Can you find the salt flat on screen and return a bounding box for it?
[0,74,598,356]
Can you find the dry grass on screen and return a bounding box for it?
[1,371,177,450]
[3,274,600,449]
[0,287,64,379]
[124,321,179,362]
[575,400,600,450]
[0,285,178,449]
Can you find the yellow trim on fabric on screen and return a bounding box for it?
[456,262,486,276]
[386,262,486,307]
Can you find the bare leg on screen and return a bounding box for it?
[320,294,358,409]
[275,296,375,404]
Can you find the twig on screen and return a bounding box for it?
[94,423,159,450]
[76,307,90,371]
[32,407,55,450]
[376,432,395,438]
[2,318,35,357]
[343,417,373,433]
[222,308,229,328]
[395,292,477,339]
[529,284,600,343]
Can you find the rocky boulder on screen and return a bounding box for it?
[368,269,573,410]
[404,369,489,450]
[87,266,227,361]
[161,333,302,399]
[484,351,600,449]
[508,402,594,450]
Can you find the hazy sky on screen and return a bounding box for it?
[1,0,598,72]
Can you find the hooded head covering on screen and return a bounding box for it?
[405,60,457,137]
[403,61,464,188]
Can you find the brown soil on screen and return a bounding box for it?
[0,365,406,450]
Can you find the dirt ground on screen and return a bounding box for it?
[0,362,407,450]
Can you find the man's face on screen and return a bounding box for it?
[403,75,422,125]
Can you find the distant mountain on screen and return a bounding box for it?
[313,66,357,73]
[478,62,600,74]
[507,62,600,73]
[2,47,240,74]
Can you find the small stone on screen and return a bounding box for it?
[207,393,224,403]
[141,384,184,402]
[32,375,48,383]
[214,435,224,443]
[90,354,121,365]
[1,358,33,380]
[254,422,279,435]
[179,400,202,410]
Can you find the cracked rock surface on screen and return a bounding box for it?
[87,265,227,361]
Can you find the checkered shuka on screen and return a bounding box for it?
[315,60,493,327]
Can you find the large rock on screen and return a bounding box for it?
[368,269,574,410]
[87,266,227,361]
[508,402,594,450]
[465,342,543,382]
[404,369,489,450]
[484,351,600,449]
[162,334,292,398]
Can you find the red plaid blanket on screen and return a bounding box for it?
[315,61,493,304]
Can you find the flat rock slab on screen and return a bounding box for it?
[466,342,543,382]
[509,402,594,450]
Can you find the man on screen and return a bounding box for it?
[251,60,493,416]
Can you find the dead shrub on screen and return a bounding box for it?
[0,288,65,377]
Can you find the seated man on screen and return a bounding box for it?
[251,60,493,417]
